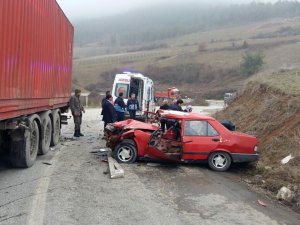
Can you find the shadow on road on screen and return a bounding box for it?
[0,153,12,171]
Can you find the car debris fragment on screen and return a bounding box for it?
[108,156,125,179]
[91,148,125,179]
[258,199,267,207]
[281,154,294,164]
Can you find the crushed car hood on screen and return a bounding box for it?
[112,119,158,131]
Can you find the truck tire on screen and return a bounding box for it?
[39,112,52,155]
[10,119,40,168]
[51,110,60,146]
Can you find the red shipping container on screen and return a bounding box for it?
[0,0,74,121]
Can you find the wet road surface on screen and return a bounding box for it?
[0,108,300,225]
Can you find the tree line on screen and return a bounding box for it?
[74,1,300,46]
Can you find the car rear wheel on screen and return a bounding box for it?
[114,142,137,163]
[208,152,231,172]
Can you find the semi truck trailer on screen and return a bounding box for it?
[0,0,74,167]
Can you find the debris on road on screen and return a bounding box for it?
[91,148,124,178]
[108,156,124,179]
[258,199,268,207]
[90,148,111,158]
[277,186,295,201]
[281,154,294,164]
[147,163,161,167]
[243,179,252,184]
[42,162,52,166]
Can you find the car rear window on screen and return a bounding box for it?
[185,121,219,136]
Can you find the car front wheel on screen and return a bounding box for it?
[208,152,231,172]
[114,142,137,163]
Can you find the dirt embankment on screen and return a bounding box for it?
[215,70,300,212]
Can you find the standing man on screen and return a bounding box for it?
[101,90,110,117]
[114,92,126,121]
[127,93,139,119]
[169,99,184,111]
[101,91,110,108]
[102,94,116,131]
[69,89,85,137]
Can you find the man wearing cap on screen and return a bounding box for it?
[69,89,85,137]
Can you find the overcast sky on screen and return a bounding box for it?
[57,0,280,20]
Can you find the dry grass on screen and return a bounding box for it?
[215,70,300,211]
[250,70,300,95]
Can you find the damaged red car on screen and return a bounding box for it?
[105,111,259,171]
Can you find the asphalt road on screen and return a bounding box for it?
[0,107,300,225]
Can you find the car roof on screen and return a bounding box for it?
[160,110,215,121]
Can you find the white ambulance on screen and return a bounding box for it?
[111,72,156,120]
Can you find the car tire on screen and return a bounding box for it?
[114,142,137,163]
[208,152,231,172]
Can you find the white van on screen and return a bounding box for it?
[112,72,156,119]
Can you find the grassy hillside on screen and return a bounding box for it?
[73,16,300,101]
[215,70,300,212]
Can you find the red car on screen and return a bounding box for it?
[105,111,259,171]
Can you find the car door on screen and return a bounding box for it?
[182,120,220,161]
[144,124,183,163]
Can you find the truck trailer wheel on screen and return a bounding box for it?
[10,119,40,168]
[39,112,52,155]
[51,110,60,146]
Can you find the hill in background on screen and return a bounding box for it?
[72,1,300,104]
[74,1,300,46]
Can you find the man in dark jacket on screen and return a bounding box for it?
[169,99,184,111]
[101,91,110,108]
[114,92,126,121]
[160,99,169,110]
[69,89,85,137]
[127,93,139,119]
[102,94,116,130]
[101,90,110,117]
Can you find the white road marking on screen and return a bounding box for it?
[26,146,65,225]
